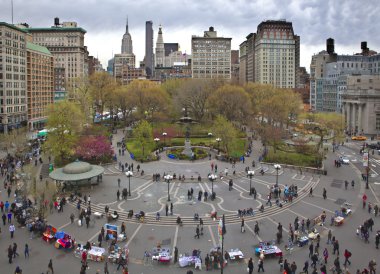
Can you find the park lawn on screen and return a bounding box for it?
[126,138,157,159]
[264,149,321,167]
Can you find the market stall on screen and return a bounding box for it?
[151,247,172,263]
[75,244,106,262]
[308,228,320,240]
[54,231,75,250]
[227,249,244,261]
[179,250,202,268]
[105,224,118,241]
[108,244,129,264]
[255,241,282,257]
[42,225,57,243]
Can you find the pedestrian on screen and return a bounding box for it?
[333,240,340,255]
[170,203,173,215]
[9,223,15,238]
[12,243,19,258]
[351,180,355,188]
[70,213,75,224]
[7,186,11,198]
[98,233,103,247]
[117,190,120,201]
[254,221,259,236]
[258,258,264,272]
[85,215,90,229]
[24,243,29,258]
[7,211,12,223]
[8,245,13,264]
[118,178,121,188]
[165,204,168,216]
[369,259,376,274]
[303,261,309,273]
[290,261,297,274]
[345,180,348,190]
[363,193,367,209]
[194,225,200,239]
[323,188,327,199]
[48,259,54,274]
[375,232,380,249]
[327,229,332,244]
[205,253,210,271]
[334,256,341,273]
[323,247,328,264]
[104,261,109,274]
[344,249,352,267]
[2,212,6,225]
[14,266,22,274]
[241,217,245,233]
[309,187,313,197]
[247,257,254,274]
[309,242,314,258]
[88,195,91,205]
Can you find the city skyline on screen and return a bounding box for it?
[1,0,379,70]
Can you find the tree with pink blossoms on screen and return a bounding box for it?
[75,135,113,163]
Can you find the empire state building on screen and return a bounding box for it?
[121,18,133,54]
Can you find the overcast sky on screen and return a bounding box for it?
[2,0,380,70]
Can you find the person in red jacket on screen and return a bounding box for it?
[343,249,352,267]
[363,194,367,209]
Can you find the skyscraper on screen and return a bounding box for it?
[240,20,300,88]
[145,21,154,78]
[191,27,231,79]
[121,17,133,54]
[155,25,164,68]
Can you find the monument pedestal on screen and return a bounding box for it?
[182,140,193,157]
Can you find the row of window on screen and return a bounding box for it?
[0,31,25,41]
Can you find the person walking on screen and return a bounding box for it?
[375,232,380,249]
[170,203,173,215]
[247,257,254,274]
[7,211,12,223]
[194,225,200,239]
[174,246,178,263]
[165,204,168,216]
[290,261,297,274]
[323,188,327,199]
[302,261,309,274]
[70,213,75,224]
[2,212,6,225]
[48,259,54,274]
[24,243,29,258]
[8,244,13,264]
[12,243,19,258]
[241,217,245,233]
[257,258,264,272]
[9,223,15,238]
[309,243,314,258]
[343,249,352,267]
[323,247,328,264]
[333,240,340,255]
[104,261,109,274]
[205,254,210,271]
[116,190,120,201]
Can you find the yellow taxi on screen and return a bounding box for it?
[351,136,367,141]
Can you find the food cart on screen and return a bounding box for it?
[296,236,309,247]
[255,241,282,257]
[308,228,320,240]
[334,216,344,226]
[42,225,57,243]
[54,231,75,250]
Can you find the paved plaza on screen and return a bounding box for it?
[0,131,379,274]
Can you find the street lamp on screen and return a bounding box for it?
[274,164,281,187]
[125,171,133,196]
[154,137,160,149]
[247,170,255,195]
[164,174,173,201]
[162,132,167,145]
[216,138,221,154]
[208,174,217,195]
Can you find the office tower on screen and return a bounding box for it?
[240,20,300,88]
[0,22,28,133]
[145,21,154,78]
[155,25,164,68]
[191,27,231,79]
[26,42,54,130]
[121,17,133,54]
[26,18,87,88]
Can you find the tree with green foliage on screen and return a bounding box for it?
[43,101,84,166]
[212,115,237,156]
[133,120,153,159]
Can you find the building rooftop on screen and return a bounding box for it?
[0,22,28,33]
[26,26,87,34]
[26,42,52,55]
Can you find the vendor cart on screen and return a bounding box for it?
[308,228,320,240]
[54,231,75,250]
[42,225,57,243]
[151,247,172,263]
[75,244,106,262]
[228,249,244,261]
[296,236,309,247]
[334,216,344,226]
[255,241,282,257]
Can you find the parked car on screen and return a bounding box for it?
[340,157,350,164]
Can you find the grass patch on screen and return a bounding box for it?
[264,149,322,168]
[166,147,208,160]
[126,138,157,162]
